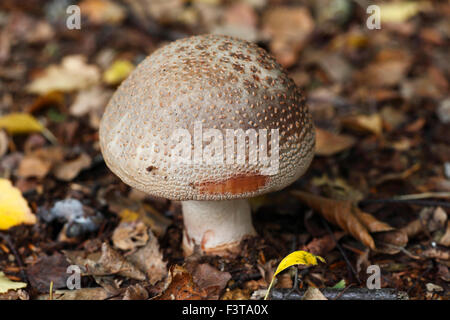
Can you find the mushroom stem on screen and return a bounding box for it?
[181,199,256,256]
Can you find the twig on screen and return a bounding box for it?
[253,288,409,300]
[360,198,450,208]
[320,216,361,284]
[0,232,28,283]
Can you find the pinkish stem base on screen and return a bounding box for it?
[181,199,256,256]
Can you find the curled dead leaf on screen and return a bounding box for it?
[291,190,407,252]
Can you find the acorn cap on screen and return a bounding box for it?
[99,34,315,201]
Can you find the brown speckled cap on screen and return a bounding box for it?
[99,34,315,201]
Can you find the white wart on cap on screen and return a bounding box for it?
[100,34,315,255]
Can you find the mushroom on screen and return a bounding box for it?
[99,35,315,256]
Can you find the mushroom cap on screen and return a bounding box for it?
[99,34,315,201]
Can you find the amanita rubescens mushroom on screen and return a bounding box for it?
[99,34,315,256]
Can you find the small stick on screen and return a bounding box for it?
[320,217,361,284]
[254,288,409,300]
[0,232,28,283]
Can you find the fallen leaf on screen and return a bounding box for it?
[0,130,9,157]
[26,254,70,293]
[315,128,356,156]
[0,113,43,135]
[302,286,327,300]
[64,242,146,281]
[341,114,383,136]
[69,86,112,117]
[0,179,36,230]
[0,272,27,294]
[262,7,314,67]
[79,0,126,25]
[123,283,149,300]
[157,265,207,300]
[379,2,422,23]
[291,190,404,251]
[112,221,149,251]
[27,55,100,95]
[18,156,52,179]
[265,250,325,300]
[301,232,345,256]
[438,221,450,247]
[190,264,231,300]
[128,230,167,285]
[103,60,134,85]
[53,153,92,181]
[41,288,109,300]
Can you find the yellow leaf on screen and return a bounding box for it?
[264,250,325,300]
[379,2,421,23]
[0,272,27,293]
[103,60,134,85]
[0,179,36,230]
[119,208,140,222]
[0,113,44,135]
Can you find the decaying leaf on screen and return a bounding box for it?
[26,55,100,95]
[128,230,167,285]
[40,288,109,300]
[190,263,231,300]
[112,221,149,251]
[123,283,149,300]
[157,265,208,300]
[291,190,408,252]
[53,153,92,181]
[302,287,327,300]
[26,254,70,293]
[315,128,356,156]
[64,242,146,281]
[0,178,36,230]
[0,272,27,294]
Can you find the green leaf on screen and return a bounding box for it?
[331,279,346,289]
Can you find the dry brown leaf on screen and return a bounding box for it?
[262,7,314,67]
[26,254,70,293]
[157,265,207,300]
[18,156,52,179]
[341,114,383,136]
[53,153,92,181]
[315,128,356,156]
[291,190,404,251]
[190,264,231,300]
[122,284,149,300]
[42,288,109,300]
[26,55,100,95]
[302,287,327,300]
[128,230,167,285]
[439,222,450,247]
[112,221,149,251]
[301,232,345,256]
[64,242,146,281]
